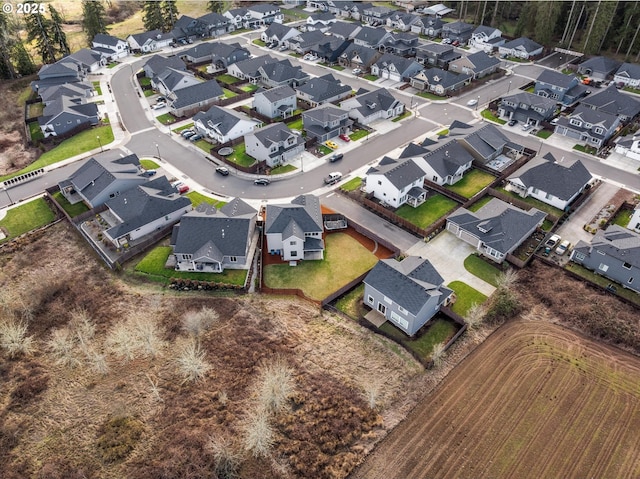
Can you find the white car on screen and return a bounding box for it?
[521,123,533,131]
[555,240,571,256]
[353,68,362,75]
[466,98,478,107]
[151,102,166,110]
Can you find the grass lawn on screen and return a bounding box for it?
[417,91,443,100]
[467,195,493,212]
[463,254,502,287]
[565,263,640,306]
[29,122,44,142]
[139,77,151,87]
[172,123,194,133]
[140,159,160,170]
[612,208,632,228]
[289,53,302,58]
[144,89,154,97]
[445,169,495,198]
[335,284,366,319]
[330,65,345,71]
[252,39,267,47]
[229,143,256,167]
[51,191,89,218]
[107,62,118,69]
[185,191,225,208]
[349,129,369,141]
[437,129,449,136]
[92,81,102,96]
[1,125,114,182]
[623,86,640,94]
[341,177,362,192]
[271,164,297,174]
[392,110,412,122]
[379,317,459,361]
[573,144,597,155]
[239,84,259,93]
[364,74,378,81]
[496,187,563,217]
[481,110,507,124]
[28,102,44,117]
[156,113,176,125]
[230,28,251,35]
[216,74,241,85]
[134,246,247,285]
[286,118,304,130]
[263,233,378,300]
[396,194,458,229]
[223,88,237,99]
[281,8,310,19]
[318,145,333,156]
[0,198,56,243]
[192,139,213,153]
[447,281,488,317]
[536,130,553,139]
[541,219,553,231]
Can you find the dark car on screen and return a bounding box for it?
[216,166,230,176]
[254,178,271,186]
[329,153,343,162]
[508,119,517,126]
[142,170,157,177]
[189,134,203,142]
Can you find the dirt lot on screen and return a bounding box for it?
[351,319,640,479]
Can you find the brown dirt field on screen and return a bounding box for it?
[351,319,640,479]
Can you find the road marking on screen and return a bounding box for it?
[131,127,156,135]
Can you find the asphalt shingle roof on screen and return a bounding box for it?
[232,54,278,77]
[265,194,323,235]
[171,79,224,109]
[578,56,622,76]
[581,86,640,119]
[578,225,640,268]
[92,33,124,47]
[536,69,577,89]
[256,85,296,103]
[354,26,387,46]
[259,60,309,84]
[616,62,640,81]
[295,74,351,103]
[464,51,501,72]
[67,154,142,202]
[421,139,474,177]
[367,157,425,189]
[193,106,257,135]
[461,123,515,160]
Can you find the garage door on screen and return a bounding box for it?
[390,72,401,82]
[381,70,390,80]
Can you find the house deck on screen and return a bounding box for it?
[364,308,387,327]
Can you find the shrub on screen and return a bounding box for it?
[208,435,242,479]
[176,340,211,383]
[182,307,220,339]
[48,328,81,368]
[256,356,296,414]
[464,303,486,330]
[96,416,145,463]
[430,342,446,369]
[0,318,35,358]
[485,289,521,325]
[242,412,274,458]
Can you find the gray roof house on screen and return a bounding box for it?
[245,122,305,167]
[339,43,382,69]
[327,21,362,40]
[580,86,640,123]
[534,69,590,105]
[39,81,93,105]
[170,15,210,42]
[180,42,250,70]
[306,11,338,31]
[340,87,405,125]
[38,96,99,138]
[171,199,257,273]
[415,43,461,68]
[286,30,327,53]
[32,60,84,92]
[410,15,443,37]
[193,106,261,143]
[448,51,501,79]
[226,55,279,83]
[570,225,640,293]
[302,104,352,142]
[65,48,106,73]
[577,56,622,82]
[554,104,621,148]
[258,59,310,88]
[265,194,324,261]
[169,79,225,117]
[380,31,420,57]
[410,67,471,95]
[127,30,174,53]
[197,12,231,36]
[261,22,300,45]
[460,123,523,164]
[353,26,388,49]
[364,157,427,208]
[469,26,504,53]
[363,256,453,336]
[153,67,201,96]
[361,5,394,26]
[385,11,419,31]
[498,37,543,60]
[295,73,352,107]
[308,37,351,65]
[614,62,640,88]
[92,33,129,60]
[102,176,192,247]
[441,21,474,43]
[143,54,187,79]
[371,53,423,82]
[498,91,557,126]
[412,139,474,186]
[614,133,640,161]
[447,198,546,263]
[58,154,146,208]
[253,85,297,119]
[506,154,593,211]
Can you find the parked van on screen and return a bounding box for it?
[324,172,342,185]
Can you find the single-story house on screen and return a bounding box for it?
[614,134,640,162]
[580,86,640,123]
[577,56,622,82]
[152,67,201,96]
[286,30,327,53]
[448,51,501,79]
[498,37,543,60]
[340,87,405,125]
[410,68,471,96]
[226,55,279,84]
[180,42,250,70]
[327,20,362,40]
[460,123,523,164]
[613,62,640,88]
[554,104,621,148]
[339,43,382,70]
[169,79,225,117]
[364,156,427,208]
[302,104,352,142]
[308,37,351,65]
[413,139,474,186]
[628,205,640,234]
[245,122,305,167]
[39,82,93,105]
[66,48,106,73]
[193,105,261,143]
[498,91,557,126]
[353,26,388,49]
[295,73,352,107]
[143,54,186,79]
[38,97,99,138]
[259,60,310,88]
[127,30,174,53]
[261,22,300,45]
[253,85,297,119]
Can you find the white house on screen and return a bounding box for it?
[615,134,640,161]
[192,105,260,143]
[340,88,405,126]
[245,122,305,167]
[127,30,174,53]
[412,140,474,186]
[498,37,543,60]
[628,206,640,234]
[613,62,640,88]
[468,26,504,53]
[365,157,427,208]
[92,33,129,60]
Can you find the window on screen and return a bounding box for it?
[433,176,438,181]
[569,119,582,127]
[623,262,632,270]
[598,263,609,272]
[291,251,297,257]
[628,277,634,284]
[397,305,407,314]
[574,252,585,261]
[290,241,296,245]
[367,295,374,305]
[546,193,552,200]
[377,302,386,314]
[378,180,382,185]
[594,127,603,135]
[229,256,237,262]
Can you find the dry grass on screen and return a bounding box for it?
[0,318,35,358]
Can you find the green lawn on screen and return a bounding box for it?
[467,196,493,212]
[341,177,362,192]
[156,113,176,125]
[364,74,378,81]
[239,84,259,93]
[185,191,225,208]
[286,118,304,130]
[379,317,459,360]
[481,110,507,124]
[92,81,102,96]
[536,130,553,139]
[392,110,412,122]
[463,254,502,287]
[623,86,640,94]
[223,88,237,99]
[190,139,212,153]
[447,281,488,317]
[335,284,366,319]
[437,129,449,136]
[1,125,114,182]
[172,123,194,133]
[445,169,495,198]
[28,102,44,117]
[139,77,151,87]
[289,53,302,58]
[565,263,640,306]
[396,195,458,229]
[573,144,597,155]
[134,246,247,285]
[330,65,345,71]
[612,208,632,228]
[29,122,44,142]
[140,159,160,170]
[252,39,266,47]
[496,187,563,217]
[51,190,89,218]
[0,198,56,243]
[349,129,369,141]
[271,164,297,174]
[144,89,154,97]
[263,233,378,300]
[215,74,241,85]
[280,8,310,19]
[228,143,256,167]
[417,91,444,100]
[318,145,333,156]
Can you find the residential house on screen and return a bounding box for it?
[245,122,305,167]
[498,92,557,126]
[412,139,474,185]
[306,11,337,31]
[448,51,501,79]
[265,194,324,261]
[421,3,454,17]
[92,33,129,60]
[347,1,373,20]
[39,82,93,105]
[127,30,174,53]
[468,26,504,53]
[198,12,231,36]
[193,106,261,143]
[361,5,394,26]
[410,15,443,37]
[339,43,382,70]
[180,42,250,70]
[506,154,593,210]
[570,225,640,292]
[66,48,106,73]
[142,54,186,79]
[245,3,284,27]
[353,26,388,49]
[396,0,430,10]
[259,60,310,88]
[580,86,640,123]
[226,55,279,83]
[327,20,362,40]
[447,198,546,263]
[308,37,351,65]
[295,73,352,107]
[554,104,621,148]
[534,69,589,105]
[286,30,327,53]
[169,79,225,117]
[32,60,85,92]
[58,154,147,208]
[171,199,257,273]
[38,97,99,138]
[441,21,474,44]
[102,176,192,248]
[410,67,471,95]
[261,22,300,45]
[223,8,252,30]
[371,53,423,81]
[614,133,640,162]
[460,123,523,164]
[363,256,453,336]
[170,15,210,42]
[498,37,543,60]
[302,104,352,141]
[628,206,640,234]
[577,56,622,82]
[340,88,405,125]
[386,11,419,31]
[415,43,461,68]
[613,62,640,88]
[364,157,427,208]
[307,0,329,11]
[253,85,297,119]
[379,32,420,57]
[152,67,201,96]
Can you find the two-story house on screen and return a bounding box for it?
[448,51,501,79]
[371,53,423,82]
[554,104,621,148]
[38,97,100,139]
[339,43,382,70]
[261,22,300,46]
[353,26,388,49]
[295,74,352,107]
[327,20,362,40]
[223,8,252,30]
[379,32,420,57]
[570,225,640,293]
[302,104,352,141]
[361,5,394,26]
[577,56,621,82]
[534,69,590,105]
[253,85,297,119]
[498,91,557,127]
[306,11,337,31]
[198,12,232,36]
[181,42,250,72]
[468,26,504,53]
[614,133,640,161]
[258,60,310,88]
[614,62,640,88]
[308,37,351,65]
[413,139,474,186]
[91,33,129,60]
[170,79,225,117]
[415,43,461,68]
[498,37,543,60]
[246,3,284,27]
[152,67,201,97]
[386,12,419,31]
[193,106,261,143]
[265,194,324,261]
[365,157,427,208]
[580,86,640,124]
[410,68,471,96]
[410,15,443,37]
[245,122,305,167]
[441,21,474,44]
[286,30,327,53]
[127,30,174,53]
[340,87,405,125]
[226,55,279,83]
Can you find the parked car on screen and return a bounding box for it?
[173,182,189,194]
[329,153,343,162]
[352,68,362,75]
[325,140,338,150]
[442,38,452,44]
[452,40,460,47]
[216,166,230,176]
[278,45,287,51]
[339,134,351,142]
[181,129,196,138]
[522,123,533,131]
[508,119,517,126]
[142,170,157,177]
[545,234,561,249]
[324,172,342,185]
[555,240,571,256]
[189,134,203,142]
[303,53,317,61]
[254,178,271,186]
[151,102,166,110]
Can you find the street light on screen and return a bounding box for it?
[507,80,512,94]
[475,95,480,111]
[155,143,161,160]
[97,135,103,152]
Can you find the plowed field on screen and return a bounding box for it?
[352,320,640,479]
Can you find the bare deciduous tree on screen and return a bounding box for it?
[465,303,487,330]
[496,269,519,290]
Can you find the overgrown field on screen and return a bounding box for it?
[0,223,427,479]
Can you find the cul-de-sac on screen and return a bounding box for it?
[1,1,640,478]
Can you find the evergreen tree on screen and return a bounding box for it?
[0,10,16,79]
[81,0,107,45]
[207,1,225,14]
[142,1,164,31]
[534,1,562,46]
[24,0,58,63]
[48,5,70,56]
[161,0,178,32]
[13,42,37,76]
